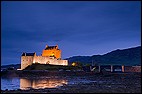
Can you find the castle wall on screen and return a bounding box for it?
[21,56,34,70]
[33,56,53,64]
[33,56,68,65]
[54,59,68,66]
[42,49,61,59]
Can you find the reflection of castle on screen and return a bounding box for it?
[20,45,68,70]
[20,78,68,90]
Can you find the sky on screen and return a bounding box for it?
[1,1,141,65]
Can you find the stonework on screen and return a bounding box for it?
[20,45,68,70]
[42,45,61,59]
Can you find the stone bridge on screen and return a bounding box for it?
[90,65,125,72]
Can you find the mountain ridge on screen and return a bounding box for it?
[65,46,141,66]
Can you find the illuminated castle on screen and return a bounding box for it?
[20,45,68,70]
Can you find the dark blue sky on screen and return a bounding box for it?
[1,1,141,65]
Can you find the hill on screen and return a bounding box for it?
[66,46,141,66]
[1,64,20,70]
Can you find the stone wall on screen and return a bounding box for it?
[33,56,68,66]
[21,56,34,70]
[21,55,68,70]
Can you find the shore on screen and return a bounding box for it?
[1,72,141,93]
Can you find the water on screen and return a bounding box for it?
[1,73,141,93]
[1,77,20,90]
[1,76,98,90]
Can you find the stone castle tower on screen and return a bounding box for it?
[20,45,68,70]
[42,45,61,59]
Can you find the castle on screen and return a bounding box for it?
[20,45,68,70]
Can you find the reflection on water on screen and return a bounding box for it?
[20,78,68,90]
[1,76,100,90]
[1,76,68,90]
[2,73,141,92]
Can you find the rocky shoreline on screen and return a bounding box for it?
[1,72,141,93]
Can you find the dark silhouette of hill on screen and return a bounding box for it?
[66,46,141,66]
[1,64,20,69]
